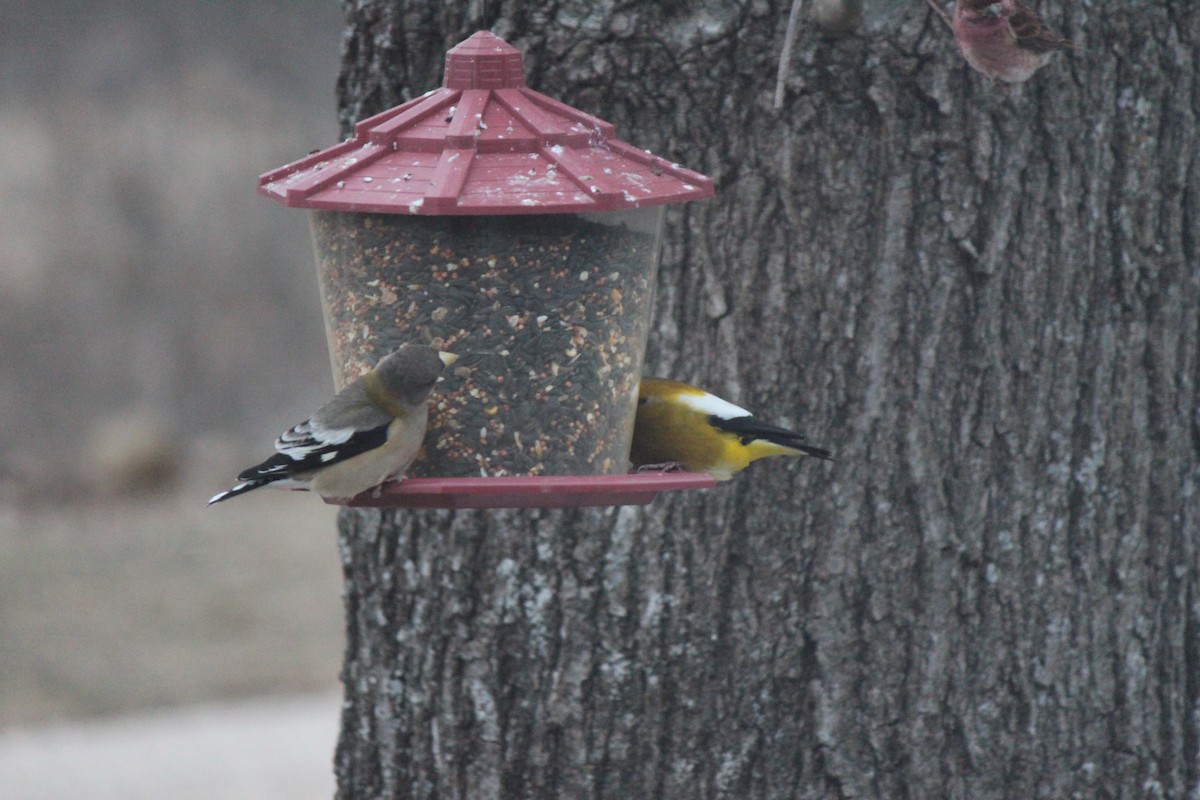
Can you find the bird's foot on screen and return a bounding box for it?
[372,476,407,498]
[633,462,686,474]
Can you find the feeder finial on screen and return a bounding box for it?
[443,31,526,90]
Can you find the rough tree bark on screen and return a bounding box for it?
[331,2,1199,798]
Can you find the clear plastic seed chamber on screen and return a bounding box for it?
[258,32,715,507]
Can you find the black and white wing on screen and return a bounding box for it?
[236,418,391,481]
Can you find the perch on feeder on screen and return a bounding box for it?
[258,31,715,508]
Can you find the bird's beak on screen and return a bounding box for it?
[438,351,459,367]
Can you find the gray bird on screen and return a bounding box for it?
[208,345,458,504]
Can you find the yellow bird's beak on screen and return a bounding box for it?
[438,351,459,368]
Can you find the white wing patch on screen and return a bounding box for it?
[275,419,357,461]
[674,391,752,421]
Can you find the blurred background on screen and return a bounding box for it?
[1,2,353,796]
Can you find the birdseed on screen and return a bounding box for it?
[311,211,659,477]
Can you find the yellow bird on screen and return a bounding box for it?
[630,378,832,481]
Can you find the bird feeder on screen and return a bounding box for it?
[259,31,715,507]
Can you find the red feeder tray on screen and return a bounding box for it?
[336,472,717,509]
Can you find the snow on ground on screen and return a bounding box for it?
[0,693,340,800]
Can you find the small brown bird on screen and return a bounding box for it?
[208,345,457,504]
[630,378,832,481]
[927,0,1073,84]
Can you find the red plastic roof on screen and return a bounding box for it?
[259,31,713,215]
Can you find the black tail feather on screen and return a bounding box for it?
[207,478,275,505]
[795,443,834,461]
[710,415,833,460]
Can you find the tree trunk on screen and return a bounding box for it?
[332,2,1200,797]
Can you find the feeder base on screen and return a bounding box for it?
[330,472,717,509]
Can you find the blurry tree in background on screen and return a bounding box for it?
[0,0,358,733]
[331,1,1200,797]
[0,1,341,496]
